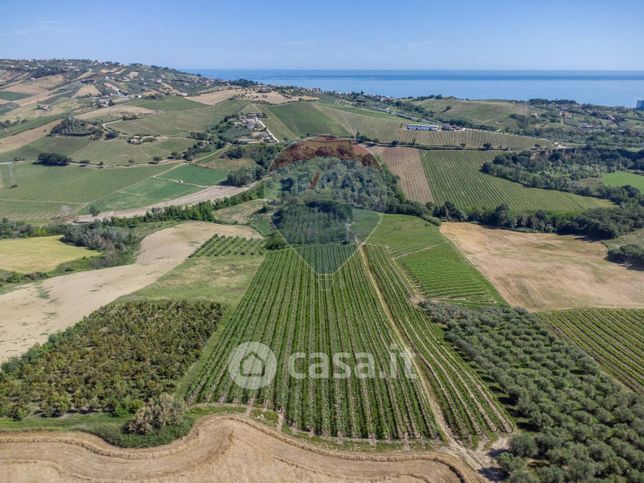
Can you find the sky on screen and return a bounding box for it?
[0,0,643,70]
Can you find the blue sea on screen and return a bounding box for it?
[187,70,644,108]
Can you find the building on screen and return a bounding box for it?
[404,123,440,131]
[636,100,644,110]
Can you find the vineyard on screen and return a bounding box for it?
[364,245,514,439]
[0,163,172,221]
[367,214,504,306]
[318,105,546,149]
[369,146,433,203]
[420,150,610,211]
[189,245,439,440]
[539,308,644,393]
[192,234,266,257]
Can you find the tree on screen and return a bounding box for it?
[127,394,186,435]
[89,205,100,218]
[35,152,71,166]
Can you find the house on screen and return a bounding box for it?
[405,123,441,131]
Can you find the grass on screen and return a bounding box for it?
[260,102,351,139]
[540,308,644,393]
[420,150,610,212]
[112,99,248,136]
[70,137,195,165]
[602,171,644,191]
[0,91,31,101]
[0,400,246,449]
[0,163,171,220]
[317,105,545,148]
[0,135,92,162]
[0,115,64,139]
[0,236,98,273]
[129,96,204,111]
[82,176,200,213]
[157,164,228,186]
[367,214,504,306]
[123,254,265,308]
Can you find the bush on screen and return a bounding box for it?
[127,394,186,435]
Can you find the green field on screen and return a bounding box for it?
[364,245,513,438]
[540,308,644,393]
[0,115,64,139]
[70,137,195,165]
[602,171,644,191]
[260,102,351,139]
[192,235,266,257]
[129,96,205,111]
[156,164,228,186]
[0,235,98,273]
[0,163,171,220]
[0,91,31,101]
[411,98,535,131]
[420,150,610,211]
[367,214,504,306]
[188,244,439,440]
[126,254,265,308]
[111,99,248,136]
[83,176,200,213]
[317,104,545,148]
[0,135,92,162]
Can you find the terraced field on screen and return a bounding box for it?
[367,214,504,306]
[420,150,610,211]
[189,245,439,440]
[540,308,644,393]
[192,235,266,257]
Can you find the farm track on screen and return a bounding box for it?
[75,184,252,222]
[0,222,227,362]
[0,414,481,482]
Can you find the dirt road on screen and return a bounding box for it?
[75,185,251,222]
[0,222,240,362]
[0,415,480,482]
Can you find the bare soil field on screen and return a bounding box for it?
[0,415,479,482]
[73,84,101,98]
[75,184,251,222]
[370,146,434,203]
[0,222,225,362]
[441,222,644,311]
[0,120,59,153]
[190,88,242,105]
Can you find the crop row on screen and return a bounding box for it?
[188,245,439,440]
[192,234,266,257]
[539,308,644,392]
[363,245,514,439]
[420,150,607,212]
